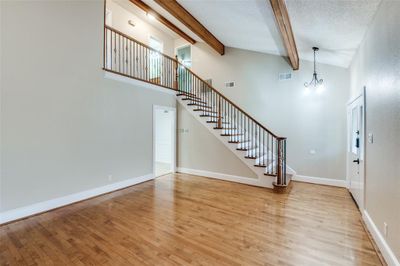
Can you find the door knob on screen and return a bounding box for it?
[353,159,360,164]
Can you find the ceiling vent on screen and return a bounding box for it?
[279,72,292,81]
[225,81,235,88]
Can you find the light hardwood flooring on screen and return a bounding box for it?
[0,173,382,265]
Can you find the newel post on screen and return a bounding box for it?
[217,96,222,128]
[277,138,283,185]
[274,137,288,192]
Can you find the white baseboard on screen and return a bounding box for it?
[362,210,400,266]
[176,167,273,188]
[292,174,348,188]
[0,173,154,225]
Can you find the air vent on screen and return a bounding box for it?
[279,72,292,81]
[225,81,235,88]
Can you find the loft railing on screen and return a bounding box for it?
[103,25,288,187]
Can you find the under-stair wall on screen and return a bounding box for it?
[177,104,258,180]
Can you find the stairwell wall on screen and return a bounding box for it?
[349,0,400,262]
[175,39,350,181]
[0,0,176,213]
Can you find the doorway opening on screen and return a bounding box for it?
[153,105,176,177]
[346,88,366,211]
[149,36,163,83]
[176,45,192,93]
[176,45,191,68]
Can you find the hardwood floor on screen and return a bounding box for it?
[0,173,382,265]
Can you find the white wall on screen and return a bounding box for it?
[349,0,400,262]
[107,0,175,56]
[175,39,350,181]
[0,0,175,212]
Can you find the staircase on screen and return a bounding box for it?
[103,25,295,191]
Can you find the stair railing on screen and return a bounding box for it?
[103,25,289,187]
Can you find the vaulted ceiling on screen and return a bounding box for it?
[120,0,382,68]
[286,0,381,67]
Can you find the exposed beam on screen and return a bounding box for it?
[270,0,299,70]
[154,0,225,55]
[129,0,195,45]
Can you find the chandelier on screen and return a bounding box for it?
[304,47,323,89]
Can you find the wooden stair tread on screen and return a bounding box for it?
[214,127,237,130]
[200,115,222,118]
[207,121,229,124]
[187,103,212,108]
[176,92,199,99]
[264,173,277,177]
[194,109,217,113]
[182,98,206,104]
[221,133,243,136]
[232,140,250,143]
[236,147,257,151]
[244,155,265,159]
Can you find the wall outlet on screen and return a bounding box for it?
[225,81,235,88]
[108,175,113,181]
[309,149,316,155]
[384,222,388,237]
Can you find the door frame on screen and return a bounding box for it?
[346,86,366,210]
[153,105,176,178]
[175,44,192,68]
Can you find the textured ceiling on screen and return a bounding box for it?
[122,0,382,68]
[174,0,285,56]
[286,0,382,67]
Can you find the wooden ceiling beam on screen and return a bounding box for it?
[154,0,225,55]
[129,0,196,45]
[270,0,299,70]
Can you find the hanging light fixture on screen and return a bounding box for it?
[304,47,324,90]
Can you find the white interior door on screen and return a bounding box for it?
[347,94,365,210]
[153,106,176,178]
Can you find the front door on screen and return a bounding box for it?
[347,93,365,210]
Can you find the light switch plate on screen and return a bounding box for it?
[368,133,374,144]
